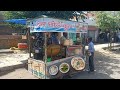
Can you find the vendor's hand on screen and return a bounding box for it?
[87,50,91,56]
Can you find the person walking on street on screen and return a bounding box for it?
[87,37,95,73]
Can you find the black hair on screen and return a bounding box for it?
[88,37,92,41]
[51,32,58,36]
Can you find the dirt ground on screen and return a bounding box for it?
[0,53,29,68]
[0,68,37,79]
[0,43,120,79]
[0,50,120,79]
[71,48,120,79]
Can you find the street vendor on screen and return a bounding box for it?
[47,32,59,45]
[60,32,68,45]
[76,33,82,45]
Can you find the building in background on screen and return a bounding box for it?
[70,12,99,42]
[78,12,99,42]
[0,12,15,35]
[0,12,26,49]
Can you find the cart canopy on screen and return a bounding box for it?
[27,17,88,33]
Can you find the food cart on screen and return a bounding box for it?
[27,16,88,79]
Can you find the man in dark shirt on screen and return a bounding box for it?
[47,32,59,45]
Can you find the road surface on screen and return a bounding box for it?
[0,43,120,79]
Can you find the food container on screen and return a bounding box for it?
[59,63,70,73]
[64,39,73,46]
[47,44,60,57]
[49,65,58,75]
[47,58,52,62]
[18,43,28,49]
[74,49,81,55]
[67,45,82,56]
[71,57,85,70]
[22,35,27,39]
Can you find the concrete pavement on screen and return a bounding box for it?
[0,49,29,72]
[0,49,14,53]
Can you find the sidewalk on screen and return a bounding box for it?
[0,49,29,72]
[85,43,120,51]
[0,49,14,53]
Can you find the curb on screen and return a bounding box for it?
[0,61,28,73]
[0,51,14,54]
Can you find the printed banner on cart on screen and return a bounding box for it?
[28,18,88,33]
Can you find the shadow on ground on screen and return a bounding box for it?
[68,71,113,79]
[65,51,120,79]
[0,69,16,76]
[0,64,28,77]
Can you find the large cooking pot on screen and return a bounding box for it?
[47,44,61,57]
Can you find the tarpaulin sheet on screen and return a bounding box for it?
[2,19,26,25]
[28,17,88,33]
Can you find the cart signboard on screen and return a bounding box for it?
[28,59,45,79]
[28,17,88,33]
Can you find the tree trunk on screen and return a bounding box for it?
[108,43,109,49]
[110,41,112,50]
[109,31,112,50]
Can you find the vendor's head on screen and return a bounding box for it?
[76,33,80,37]
[63,32,67,38]
[87,37,92,43]
[51,32,58,36]
[46,32,51,38]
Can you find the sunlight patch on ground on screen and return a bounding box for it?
[110,72,120,79]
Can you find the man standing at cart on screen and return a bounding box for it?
[47,32,59,45]
[60,32,68,58]
[87,37,95,73]
[76,33,82,45]
[60,32,68,45]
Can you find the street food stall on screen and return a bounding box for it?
[27,17,88,79]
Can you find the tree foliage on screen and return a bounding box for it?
[93,11,120,50]
[94,11,120,31]
[2,11,86,20]
[1,11,87,30]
